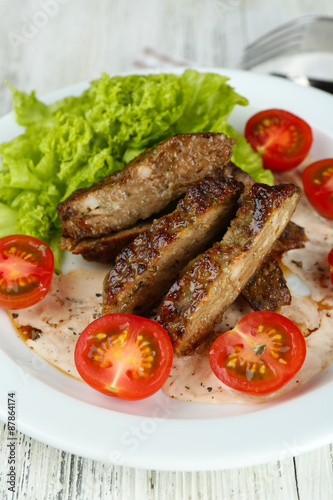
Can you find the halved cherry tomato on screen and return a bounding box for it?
[245,109,313,172]
[209,311,306,395]
[74,313,173,400]
[0,235,54,310]
[302,158,333,219]
[328,249,333,286]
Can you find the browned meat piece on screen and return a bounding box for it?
[58,133,235,242]
[272,220,307,254]
[60,220,153,263]
[103,177,244,316]
[159,182,302,355]
[62,159,305,266]
[223,161,303,310]
[60,199,180,262]
[222,161,255,191]
[242,255,291,311]
[223,162,306,251]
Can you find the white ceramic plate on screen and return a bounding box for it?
[1,68,333,471]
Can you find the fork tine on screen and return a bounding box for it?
[241,34,303,69]
[244,17,309,50]
[244,30,303,57]
[240,15,329,69]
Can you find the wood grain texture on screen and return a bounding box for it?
[0,0,333,498]
[2,419,333,499]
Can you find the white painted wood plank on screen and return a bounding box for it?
[295,446,333,500]
[2,417,333,499]
[0,0,247,110]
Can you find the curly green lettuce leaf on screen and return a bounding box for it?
[224,124,274,185]
[40,112,94,183]
[9,187,62,271]
[84,72,186,150]
[0,202,17,237]
[8,85,50,126]
[62,146,122,200]
[174,69,248,133]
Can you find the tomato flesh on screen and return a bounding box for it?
[74,314,173,400]
[302,158,333,219]
[0,235,54,309]
[329,249,333,286]
[209,311,306,395]
[245,109,313,172]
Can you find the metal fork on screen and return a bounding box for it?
[240,15,333,70]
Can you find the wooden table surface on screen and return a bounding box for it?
[1,1,333,498]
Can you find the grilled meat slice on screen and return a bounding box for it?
[102,177,244,316]
[242,255,291,311]
[59,199,180,262]
[223,161,302,310]
[61,158,305,266]
[272,220,307,254]
[60,220,153,263]
[159,182,302,355]
[223,162,306,251]
[58,133,235,242]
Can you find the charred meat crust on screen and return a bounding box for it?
[222,161,303,309]
[272,220,307,254]
[102,177,244,316]
[223,162,306,253]
[222,161,255,191]
[58,133,235,241]
[159,182,302,356]
[242,255,291,311]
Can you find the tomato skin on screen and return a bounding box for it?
[0,235,54,310]
[209,311,306,395]
[329,249,333,286]
[75,314,173,400]
[245,109,313,172]
[302,159,333,220]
